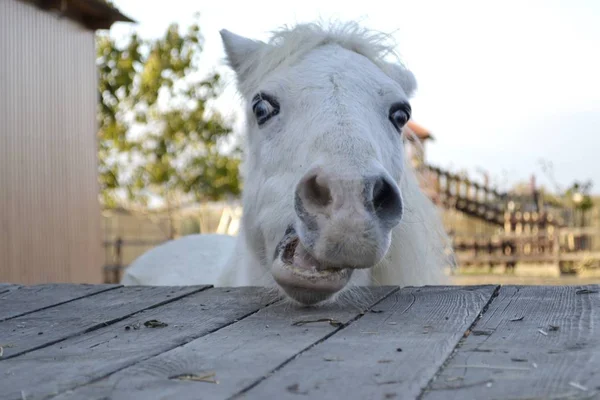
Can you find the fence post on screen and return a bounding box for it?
[553,230,560,274]
[114,237,123,283]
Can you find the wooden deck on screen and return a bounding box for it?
[1,284,599,400]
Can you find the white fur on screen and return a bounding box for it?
[122,21,454,294]
[121,234,236,285]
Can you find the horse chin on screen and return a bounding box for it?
[271,229,354,306]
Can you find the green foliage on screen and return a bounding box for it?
[564,181,594,211]
[97,20,241,209]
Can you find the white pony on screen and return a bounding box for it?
[122,21,454,305]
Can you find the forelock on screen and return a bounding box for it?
[234,21,412,96]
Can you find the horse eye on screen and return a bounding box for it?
[389,102,411,131]
[252,93,280,126]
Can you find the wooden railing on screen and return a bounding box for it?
[423,165,560,229]
[452,227,600,273]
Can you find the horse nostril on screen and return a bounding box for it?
[371,176,402,225]
[303,173,332,208]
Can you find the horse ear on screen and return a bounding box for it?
[220,29,266,79]
[384,62,418,98]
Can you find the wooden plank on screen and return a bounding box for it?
[1,287,277,400]
[0,283,19,289]
[422,285,600,400]
[241,285,498,400]
[0,283,120,321]
[0,285,208,359]
[52,286,398,400]
[0,283,21,295]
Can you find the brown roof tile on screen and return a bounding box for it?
[405,120,434,141]
[18,0,134,30]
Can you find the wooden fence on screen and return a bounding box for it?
[452,227,600,274]
[102,227,600,283]
[424,165,561,227]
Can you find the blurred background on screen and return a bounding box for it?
[1,0,599,286]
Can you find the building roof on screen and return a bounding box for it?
[18,0,134,30]
[405,120,434,141]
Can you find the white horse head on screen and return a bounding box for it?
[121,22,454,306]
[217,22,453,305]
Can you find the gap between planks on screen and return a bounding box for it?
[416,284,502,399]
[0,284,123,322]
[230,286,402,399]
[420,284,600,400]
[72,296,282,394]
[47,286,398,400]
[0,285,212,360]
[36,288,282,400]
[234,285,499,400]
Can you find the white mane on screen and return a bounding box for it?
[232,21,416,98]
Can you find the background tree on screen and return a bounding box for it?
[564,181,594,227]
[96,19,241,211]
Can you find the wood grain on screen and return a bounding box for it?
[242,285,498,400]
[0,285,208,359]
[1,287,276,400]
[52,286,398,400]
[422,285,600,400]
[0,283,120,321]
[4,284,597,400]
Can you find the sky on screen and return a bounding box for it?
[108,0,600,194]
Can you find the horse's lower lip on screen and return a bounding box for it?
[272,261,352,305]
[279,262,350,281]
[272,229,352,304]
